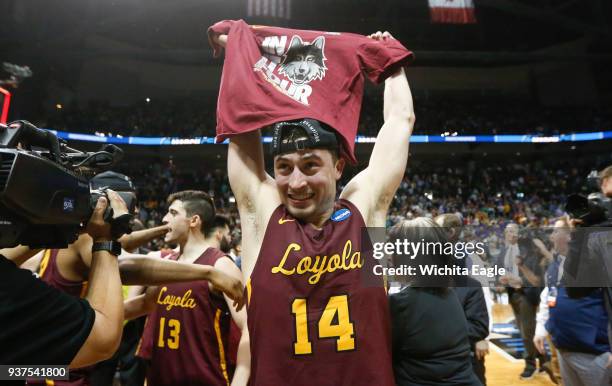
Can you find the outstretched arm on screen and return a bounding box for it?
[0,245,42,266]
[341,32,414,225]
[118,225,170,253]
[124,286,159,320]
[118,255,245,310]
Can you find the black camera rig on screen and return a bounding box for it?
[0,120,125,248]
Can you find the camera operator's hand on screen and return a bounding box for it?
[86,190,128,242]
[565,214,583,229]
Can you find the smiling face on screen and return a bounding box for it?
[274,149,344,225]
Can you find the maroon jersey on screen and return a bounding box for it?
[27,250,90,386]
[142,248,233,386]
[247,199,394,386]
[38,249,88,298]
[208,19,413,164]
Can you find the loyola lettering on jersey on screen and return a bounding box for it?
[156,286,198,311]
[271,239,364,284]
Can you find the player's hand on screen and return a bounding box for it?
[212,33,228,48]
[533,335,546,355]
[475,340,489,360]
[209,268,245,311]
[368,31,394,41]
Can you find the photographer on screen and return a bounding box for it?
[0,191,128,369]
[562,165,612,372]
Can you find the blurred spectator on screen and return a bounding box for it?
[389,217,481,386]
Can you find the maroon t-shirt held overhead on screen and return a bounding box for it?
[208,19,413,164]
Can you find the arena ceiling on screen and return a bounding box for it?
[2,0,611,67]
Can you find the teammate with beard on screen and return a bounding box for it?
[126,190,249,386]
[211,31,414,385]
[212,214,233,254]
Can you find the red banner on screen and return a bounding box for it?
[429,0,476,24]
[0,87,11,124]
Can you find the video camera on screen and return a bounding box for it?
[0,120,129,248]
[565,170,612,227]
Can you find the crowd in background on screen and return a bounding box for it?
[118,155,609,252]
[39,94,612,138]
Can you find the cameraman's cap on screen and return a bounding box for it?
[271,119,339,158]
[90,171,135,192]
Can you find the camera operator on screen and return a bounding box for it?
[0,191,128,369]
[562,165,612,371]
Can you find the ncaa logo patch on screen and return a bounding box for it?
[331,208,351,222]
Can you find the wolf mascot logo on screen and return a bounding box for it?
[278,35,327,85]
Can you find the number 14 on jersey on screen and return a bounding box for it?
[291,295,356,355]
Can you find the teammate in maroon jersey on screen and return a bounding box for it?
[211,31,415,385]
[125,190,249,386]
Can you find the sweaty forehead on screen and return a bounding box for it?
[274,149,328,163]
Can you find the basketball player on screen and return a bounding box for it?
[124,190,249,386]
[25,186,244,386]
[211,31,415,385]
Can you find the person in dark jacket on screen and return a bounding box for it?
[436,214,491,385]
[389,217,481,386]
[454,278,490,386]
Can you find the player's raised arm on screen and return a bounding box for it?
[228,131,274,213]
[341,32,414,225]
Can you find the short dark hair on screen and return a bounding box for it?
[208,214,231,238]
[167,190,215,236]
